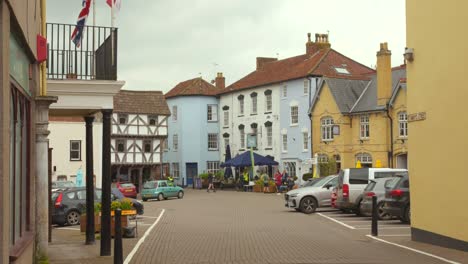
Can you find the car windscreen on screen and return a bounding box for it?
[309,177,333,187]
[143,182,156,189]
[56,181,75,188]
[303,179,319,187]
[364,181,376,191]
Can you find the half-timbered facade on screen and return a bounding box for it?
[111,91,170,192]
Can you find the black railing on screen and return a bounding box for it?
[46,23,118,81]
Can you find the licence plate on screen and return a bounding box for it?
[125,189,132,192]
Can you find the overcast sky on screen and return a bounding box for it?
[47,0,406,93]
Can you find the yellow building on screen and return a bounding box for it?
[406,0,468,250]
[310,43,408,171]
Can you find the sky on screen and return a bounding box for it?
[47,0,406,93]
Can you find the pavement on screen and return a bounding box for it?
[49,189,468,264]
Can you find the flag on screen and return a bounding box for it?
[71,0,92,47]
[106,0,121,11]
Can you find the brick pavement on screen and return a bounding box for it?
[127,190,461,264]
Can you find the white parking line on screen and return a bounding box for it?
[376,234,411,237]
[54,227,80,231]
[317,213,355,230]
[366,235,460,264]
[124,209,165,264]
[355,227,410,230]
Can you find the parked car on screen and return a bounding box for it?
[141,180,184,201]
[52,180,76,192]
[382,174,411,223]
[115,182,137,198]
[335,168,407,214]
[284,175,338,214]
[359,178,401,220]
[300,178,321,188]
[111,188,144,215]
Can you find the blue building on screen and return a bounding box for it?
[164,75,225,187]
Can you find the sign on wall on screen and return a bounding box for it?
[333,125,340,135]
[247,134,257,149]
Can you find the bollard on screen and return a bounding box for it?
[371,196,378,236]
[114,209,123,264]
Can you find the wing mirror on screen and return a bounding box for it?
[324,184,332,190]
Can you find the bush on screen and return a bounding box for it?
[318,157,338,177]
[302,173,313,181]
[199,173,209,179]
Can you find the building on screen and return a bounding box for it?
[164,75,225,187]
[111,90,170,192]
[406,0,468,250]
[220,33,372,180]
[309,43,408,170]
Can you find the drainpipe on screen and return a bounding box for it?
[40,0,47,96]
[386,105,394,168]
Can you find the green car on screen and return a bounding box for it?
[141,180,184,202]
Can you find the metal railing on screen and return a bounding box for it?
[46,23,118,81]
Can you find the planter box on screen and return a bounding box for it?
[253,185,262,192]
[80,213,129,236]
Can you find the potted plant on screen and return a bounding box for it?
[80,200,132,235]
[253,179,263,192]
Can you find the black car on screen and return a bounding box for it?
[382,174,410,223]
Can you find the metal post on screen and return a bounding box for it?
[85,116,95,245]
[48,147,53,243]
[114,209,123,264]
[371,196,378,236]
[101,109,112,256]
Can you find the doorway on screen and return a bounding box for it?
[396,154,408,169]
[186,163,198,188]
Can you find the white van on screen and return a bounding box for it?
[335,168,408,213]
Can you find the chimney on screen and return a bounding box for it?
[306,32,331,56]
[256,57,277,70]
[376,42,392,106]
[215,72,225,89]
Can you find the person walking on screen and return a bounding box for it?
[207,172,216,192]
[261,170,270,193]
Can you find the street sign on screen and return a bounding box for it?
[247,134,257,148]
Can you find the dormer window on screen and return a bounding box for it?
[334,67,350,74]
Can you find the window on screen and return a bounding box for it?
[239,127,245,149]
[162,138,168,151]
[208,133,218,150]
[303,132,308,151]
[282,134,288,152]
[360,114,370,139]
[356,153,372,168]
[318,154,329,163]
[334,67,350,74]
[224,138,229,148]
[149,116,157,126]
[304,79,309,95]
[70,140,81,161]
[159,181,167,187]
[282,84,287,98]
[265,122,273,148]
[10,87,31,246]
[207,161,220,174]
[207,104,218,122]
[173,134,178,151]
[118,114,128,124]
[223,111,229,127]
[290,106,299,125]
[238,95,244,115]
[116,139,126,152]
[321,117,334,141]
[264,90,272,112]
[172,163,180,178]
[172,106,177,121]
[399,112,408,137]
[251,93,257,114]
[349,168,370,184]
[283,161,296,177]
[144,140,152,153]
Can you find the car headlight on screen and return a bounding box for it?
[290,193,300,198]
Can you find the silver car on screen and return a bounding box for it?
[284,175,338,214]
[359,178,397,220]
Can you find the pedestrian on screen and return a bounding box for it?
[261,170,270,193]
[282,169,289,185]
[287,176,295,191]
[207,172,216,192]
[274,169,282,193]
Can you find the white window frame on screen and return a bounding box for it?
[173,134,178,151]
[240,128,245,149]
[282,84,287,98]
[399,112,408,138]
[282,134,288,152]
[70,140,81,161]
[251,96,257,114]
[223,110,229,127]
[304,79,309,95]
[207,104,218,122]
[283,161,296,177]
[265,94,272,112]
[239,97,244,115]
[172,106,178,121]
[208,133,219,150]
[321,117,334,141]
[360,114,370,139]
[207,161,220,175]
[303,132,309,151]
[290,106,299,126]
[172,163,180,177]
[266,126,273,148]
[318,154,329,163]
[356,153,373,165]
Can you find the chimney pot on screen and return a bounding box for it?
[215,72,225,89]
[307,33,311,42]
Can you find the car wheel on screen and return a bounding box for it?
[177,191,184,199]
[354,200,362,216]
[300,197,317,214]
[66,210,81,226]
[377,202,392,220]
[157,193,164,201]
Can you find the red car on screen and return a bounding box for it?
[331,187,337,208]
[116,182,137,198]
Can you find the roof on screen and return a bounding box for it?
[165,77,224,99]
[113,90,170,115]
[223,48,373,94]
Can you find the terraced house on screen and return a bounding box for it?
[309,43,408,170]
[219,33,372,180]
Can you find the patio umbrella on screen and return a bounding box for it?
[224,145,233,179]
[221,151,279,168]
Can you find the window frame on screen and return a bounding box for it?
[239,128,245,149]
[118,114,128,125]
[207,104,218,122]
[148,115,158,126]
[172,163,180,178]
[143,140,152,153]
[356,153,373,167]
[304,79,309,95]
[223,110,229,128]
[290,106,299,126]
[302,132,309,151]
[282,84,287,98]
[238,96,244,116]
[69,140,82,161]
[116,139,126,153]
[172,105,178,121]
[282,134,288,152]
[173,134,178,152]
[266,125,273,148]
[398,112,408,138]
[207,161,221,175]
[360,114,370,139]
[208,133,219,151]
[321,117,334,141]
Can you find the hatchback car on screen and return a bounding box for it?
[382,174,411,223]
[52,180,76,192]
[115,182,137,198]
[284,175,338,214]
[359,178,402,220]
[141,180,184,201]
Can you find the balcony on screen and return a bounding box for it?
[46,23,118,81]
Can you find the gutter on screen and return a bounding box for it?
[386,104,394,168]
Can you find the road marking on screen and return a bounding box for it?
[124,209,165,264]
[137,215,160,219]
[355,227,410,230]
[366,235,460,264]
[376,234,411,237]
[55,227,80,231]
[317,213,355,230]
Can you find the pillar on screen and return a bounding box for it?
[35,96,57,259]
[84,116,95,245]
[138,167,143,193]
[100,109,112,256]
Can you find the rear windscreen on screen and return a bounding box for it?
[120,183,134,188]
[349,168,369,184]
[143,182,156,189]
[375,171,408,179]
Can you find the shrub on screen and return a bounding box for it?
[199,173,209,179]
[120,199,133,210]
[94,202,102,214]
[110,201,121,211]
[302,173,313,181]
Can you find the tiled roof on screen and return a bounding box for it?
[113,90,170,115]
[165,77,223,99]
[223,48,373,94]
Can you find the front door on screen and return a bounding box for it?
[186,163,198,188]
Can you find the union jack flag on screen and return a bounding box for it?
[71,0,92,47]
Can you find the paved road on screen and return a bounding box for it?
[128,189,455,264]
